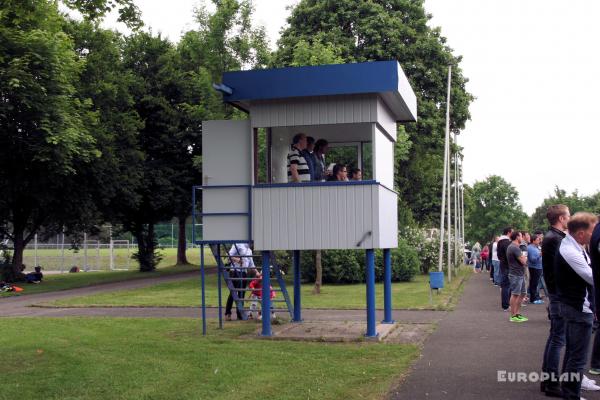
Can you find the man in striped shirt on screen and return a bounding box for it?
[287,133,311,183]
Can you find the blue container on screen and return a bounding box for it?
[429,271,445,289]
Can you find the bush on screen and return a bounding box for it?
[399,227,439,274]
[375,239,419,282]
[298,240,418,284]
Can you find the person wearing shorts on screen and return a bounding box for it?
[507,231,528,322]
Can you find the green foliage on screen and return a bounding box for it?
[0,0,101,279]
[273,0,474,225]
[375,239,420,282]
[61,0,142,29]
[465,175,529,243]
[530,187,600,232]
[299,241,418,284]
[400,227,439,274]
[289,38,344,66]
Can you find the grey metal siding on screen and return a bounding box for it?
[252,185,378,250]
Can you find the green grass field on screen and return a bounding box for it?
[21,247,210,271]
[49,266,470,310]
[0,318,419,400]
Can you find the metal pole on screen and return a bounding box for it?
[34,233,38,269]
[200,244,206,335]
[382,249,394,324]
[445,66,452,282]
[365,249,377,337]
[261,251,272,337]
[437,121,449,272]
[454,133,459,268]
[293,250,302,322]
[83,232,88,272]
[217,246,223,329]
[60,232,65,273]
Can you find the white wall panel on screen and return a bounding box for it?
[377,98,398,141]
[373,125,394,189]
[252,184,379,250]
[251,95,377,128]
[376,186,399,249]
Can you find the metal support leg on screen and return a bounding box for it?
[200,244,207,335]
[261,251,272,337]
[382,248,394,324]
[217,246,223,329]
[365,249,377,337]
[293,250,302,322]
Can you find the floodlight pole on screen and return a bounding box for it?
[445,66,452,282]
[437,65,452,274]
[454,133,459,267]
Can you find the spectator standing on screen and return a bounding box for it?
[540,204,571,397]
[520,231,531,303]
[555,212,597,399]
[589,219,600,377]
[471,242,482,272]
[497,227,513,311]
[527,232,544,304]
[492,236,501,285]
[507,231,528,322]
[287,133,311,183]
[301,136,316,181]
[224,243,256,321]
[313,139,329,181]
[481,243,490,274]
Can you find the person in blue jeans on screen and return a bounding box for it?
[491,236,501,285]
[527,232,544,303]
[555,212,597,399]
[540,204,570,397]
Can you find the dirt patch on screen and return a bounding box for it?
[241,319,435,344]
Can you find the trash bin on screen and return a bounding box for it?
[429,271,445,290]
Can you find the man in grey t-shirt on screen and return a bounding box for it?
[507,231,528,322]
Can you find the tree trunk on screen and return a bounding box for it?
[8,227,26,282]
[313,250,322,294]
[134,223,159,272]
[176,216,188,265]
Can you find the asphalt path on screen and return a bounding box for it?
[391,272,600,400]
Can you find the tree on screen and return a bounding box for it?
[272,0,474,226]
[0,0,100,280]
[176,0,269,263]
[465,175,529,244]
[530,187,596,232]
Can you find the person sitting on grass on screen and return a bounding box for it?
[25,266,43,284]
[247,272,276,321]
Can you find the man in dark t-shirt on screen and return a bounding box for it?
[507,231,527,322]
[497,227,513,311]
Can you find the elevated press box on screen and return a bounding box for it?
[200,61,417,251]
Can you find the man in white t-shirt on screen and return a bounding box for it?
[491,236,500,285]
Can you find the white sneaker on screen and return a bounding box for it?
[581,375,600,391]
[583,375,597,385]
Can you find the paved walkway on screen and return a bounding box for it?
[391,272,600,400]
[0,272,444,324]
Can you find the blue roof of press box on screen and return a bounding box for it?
[221,60,417,122]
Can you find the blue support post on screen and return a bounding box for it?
[217,246,223,329]
[365,249,377,337]
[293,250,302,322]
[200,244,207,335]
[382,248,394,324]
[261,251,272,337]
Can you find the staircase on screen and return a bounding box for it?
[209,244,293,321]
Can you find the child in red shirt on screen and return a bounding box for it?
[248,272,276,320]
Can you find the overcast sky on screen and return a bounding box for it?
[103,0,600,214]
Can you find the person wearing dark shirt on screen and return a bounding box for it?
[301,136,316,181]
[554,212,597,399]
[588,216,600,377]
[540,204,570,397]
[507,231,528,322]
[497,227,513,311]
